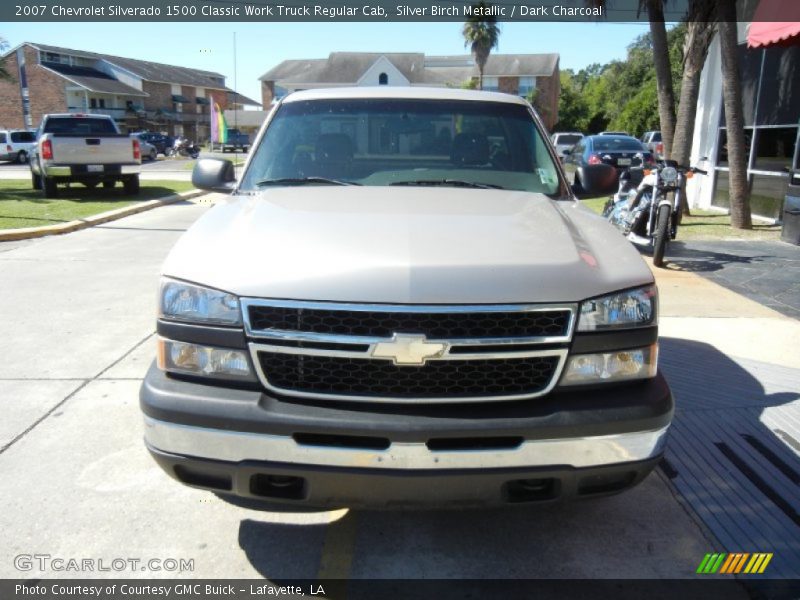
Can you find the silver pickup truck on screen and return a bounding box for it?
[140,87,672,508]
[30,113,141,198]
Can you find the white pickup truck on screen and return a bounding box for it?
[30,113,141,197]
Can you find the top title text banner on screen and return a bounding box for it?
[5,0,695,22]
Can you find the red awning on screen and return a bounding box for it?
[747,0,800,48]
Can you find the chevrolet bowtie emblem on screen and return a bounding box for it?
[371,334,447,365]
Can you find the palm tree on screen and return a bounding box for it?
[462,2,500,90]
[644,0,676,159]
[716,0,752,229]
[671,1,716,215]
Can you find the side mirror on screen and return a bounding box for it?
[192,158,236,193]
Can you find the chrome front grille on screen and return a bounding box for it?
[242,299,576,403]
[247,303,572,339]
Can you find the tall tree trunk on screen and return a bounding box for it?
[672,2,716,215]
[646,0,676,158]
[717,0,752,229]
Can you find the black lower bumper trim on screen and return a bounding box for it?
[148,444,662,508]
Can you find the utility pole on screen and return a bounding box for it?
[233,31,238,162]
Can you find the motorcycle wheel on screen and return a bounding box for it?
[652,204,671,268]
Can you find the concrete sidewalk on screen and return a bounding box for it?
[653,255,800,369]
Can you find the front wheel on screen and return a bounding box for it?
[652,204,671,268]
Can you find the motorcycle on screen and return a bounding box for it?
[166,137,200,159]
[602,157,706,268]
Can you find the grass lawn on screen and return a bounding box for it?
[0,179,195,230]
[579,198,781,241]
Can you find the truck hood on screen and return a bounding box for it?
[162,186,653,304]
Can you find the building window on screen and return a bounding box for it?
[711,44,800,219]
[378,73,388,85]
[482,77,499,92]
[518,77,536,97]
[753,127,798,172]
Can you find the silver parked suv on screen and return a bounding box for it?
[140,87,672,508]
[0,129,36,163]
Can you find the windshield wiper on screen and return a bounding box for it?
[390,179,504,190]
[255,177,360,187]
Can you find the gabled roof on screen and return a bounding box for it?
[260,52,558,87]
[422,54,559,77]
[481,53,559,77]
[28,43,227,89]
[260,53,427,84]
[41,62,148,96]
[227,90,262,107]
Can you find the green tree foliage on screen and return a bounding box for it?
[0,37,11,81]
[554,23,687,135]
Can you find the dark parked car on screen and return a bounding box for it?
[132,132,174,156]
[563,135,654,196]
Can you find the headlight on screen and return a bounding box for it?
[157,338,253,380]
[660,166,678,184]
[560,344,658,386]
[160,278,242,326]
[577,285,657,331]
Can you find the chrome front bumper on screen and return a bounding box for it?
[144,415,669,471]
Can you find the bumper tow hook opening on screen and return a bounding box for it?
[250,473,307,500]
[504,477,559,503]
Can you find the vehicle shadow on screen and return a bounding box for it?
[652,241,771,273]
[225,337,799,592]
[658,337,800,585]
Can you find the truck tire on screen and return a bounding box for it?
[652,204,671,268]
[42,175,58,198]
[17,150,28,164]
[123,176,140,195]
[31,171,41,190]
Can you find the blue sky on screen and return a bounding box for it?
[4,21,651,105]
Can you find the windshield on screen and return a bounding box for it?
[593,137,645,152]
[43,117,117,135]
[555,134,582,145]
[240,98,561,194]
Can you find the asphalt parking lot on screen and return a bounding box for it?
[0,198,797,597]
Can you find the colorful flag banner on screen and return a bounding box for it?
[210,101,228,144]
